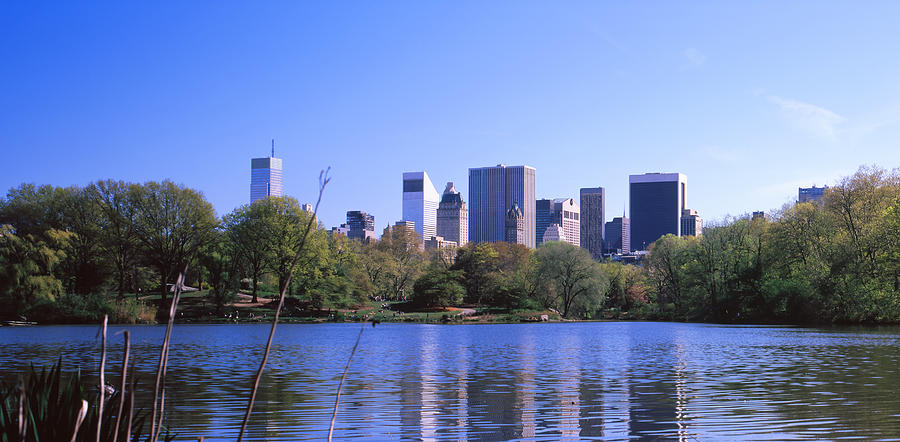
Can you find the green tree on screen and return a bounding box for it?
[451,242,499,306]
[412,265,465,308]
[92,180,140,299]
[378,224,426,300]
[533,241,608,318]
[198,229,239,314]
[223,200,275,303]
[130,181,217,308]
[0,225,72,319]
[260,197,319,297]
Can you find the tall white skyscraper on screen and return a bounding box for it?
[402,171,440,241]
[250,147,283,203]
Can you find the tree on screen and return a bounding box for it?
[198,229,239,315]
[0,225,72,319]
[93,180,140,299]
[130,181,217,308]
[223,200,275,303]
[533,241,608,318]
[378,224,426,300]
[451,242,499,306]
[412,265,465,308]
[358,240,391,299]
[260,197,319,298]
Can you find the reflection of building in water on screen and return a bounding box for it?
[559,334,582,438]
[628,331,679,438]
[453,341,470,438]
[419,326,439,441]
[466,345,521,439]
[579,360,606,438]
[599,329,632,439]
[673,329,693,441]
[515,333,537,438]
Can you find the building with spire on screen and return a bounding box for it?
[250,140,283,203]
[604,215,630,254]
[436,182,468,247]
[505,203,526,245]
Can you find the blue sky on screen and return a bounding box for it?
[3,2,900,232]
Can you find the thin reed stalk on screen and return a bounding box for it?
[237,169,329,441]
[112,330,130,442]
[151,265,188,442]
[71,399,88,442]
[126,357,136,439]
[328,321,366,441]
[17,386,25,439]
[97,314,108,442]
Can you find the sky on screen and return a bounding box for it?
[3,1,900,233]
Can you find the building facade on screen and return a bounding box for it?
[250,155,283,203]
[799,186,827,203]
[505,203,526,245]
[536,198,580,247]
[681,209,702,236]
[629,173,686,250]
[469,164,536,247]
[604,216,630,254]
[436,182,468,247]
[402,171,440,242]
[542,223,565,243]
[346,211,375,243]
[424,235,457,250]
[579,187,605,259]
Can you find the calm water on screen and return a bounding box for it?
[2,322,900,440]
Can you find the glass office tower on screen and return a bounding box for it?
[629,173,686,251]
[468,164,536,248]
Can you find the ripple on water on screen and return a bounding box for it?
[5,322,900,440]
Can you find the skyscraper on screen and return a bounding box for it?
[469,164,536,247]
[402,171,440,242]
[799,185,827,203]
[250,145,283,203]
[436,182,468,247]
[629,173,687,250]
[535,198,580,247]
[579,187,605,259]
[506,203,526,245]
[681,209,702,236]
[604,216,630,254]
[346,211,375,243]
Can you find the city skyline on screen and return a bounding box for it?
[4,2,900,234]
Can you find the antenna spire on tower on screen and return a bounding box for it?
[271,139,275,157]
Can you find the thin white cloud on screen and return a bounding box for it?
[767,95,845,140]
[682,48,706,69]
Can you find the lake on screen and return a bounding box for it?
[2,322,900,440]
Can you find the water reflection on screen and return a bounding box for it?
[4,323,900,440]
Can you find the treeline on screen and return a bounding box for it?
[0,180,372,322]
[0,179,617,322]
[646,166,900,323]
[3,166,900,324]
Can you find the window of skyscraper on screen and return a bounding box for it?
[403,179,423,192]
